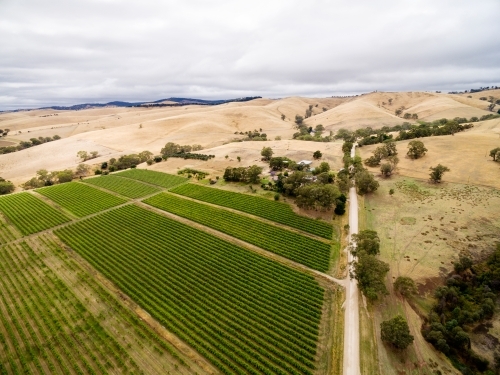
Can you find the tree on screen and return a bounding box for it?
[394,276,417,298]
[351,230,380,256]
[489,147,500,161]
[380,162,394,177]
[381,315,414,349]
[295,115,304,126]
[334,194,347,215]
[77,151,89,161]
[90,151,99,159]
[313,150,322,159]
[429,164,450,183]
[75,163,90,176]
[388,98,393,105]
[138,150,153,163]
[407,140,427,159]
[0,178,15,195]
[247,165,263,184]
[296,184,340,211]
[237,156,241,162]
[351,251,390,300]
[318,161,330,174]
[395,108,402,116]
[261,147,273,161]
[355,170,379,194]
[283,172,307,196]
[342,141,353,154]
[56,170,74,183]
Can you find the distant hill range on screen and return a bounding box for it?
[38,96,262,111]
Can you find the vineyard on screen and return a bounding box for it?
[37,182,127,217]
[116,169,187,189]
[171,184,333,239]
[84,175,160,198]
[0,239,141,374]
[56,204,325,375]
[144,193,331,271]
[0,192,70,235]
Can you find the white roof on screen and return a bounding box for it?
[298,160,312,165]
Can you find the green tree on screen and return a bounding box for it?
[281,114,285,120]
[351,230,380,255]
[237,156,241,162]
[75,163,90,176]
[351,251,390,300]
[429,164,450,183]
[313,150,322,159]
[407,140,428,159]
[56,170,74,183]
[261,147,273,161]
[296,184,340,211]
[295,115,304,126]
[394,276,417,298]
[138,150,153,163]
[342,142,353,154]
[283,172,307,196]
[489,147,500,161]
[355,170,379,194]
[318,161,330,173]
[381,316,414,349]
[247,165,263,184]
[0,178,15,195]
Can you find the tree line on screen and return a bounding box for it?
[0,134,61,155]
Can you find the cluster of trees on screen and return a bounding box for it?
[293,121,333,142]
[160,142,213,160]
[0,134,61,155]
[77,150,99,161]
[0,177,15,195]
[340,141,379,195]
[422,245,500,373]
[364,141,399,177]
[349,230,390,300]
[177,168,209,180]
[22,164,91,189]
[479,96,500,112]
[0,128,10,137]
[95,151,154,174]
[223,165,262,184]
[234,130,268,141]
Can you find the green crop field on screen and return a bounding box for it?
[84,175,160,198]
[145,193,332,271]
[56,204,325,375]
[0,239,142,374]
[171,184,333,239]
[116,169,187,189]
[37,182,127,217]
[0,193,70,235]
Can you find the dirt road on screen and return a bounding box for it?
[343,145,361,375]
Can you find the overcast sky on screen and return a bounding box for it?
[1,0,499,110]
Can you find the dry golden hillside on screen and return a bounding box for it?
[1,91,499,187]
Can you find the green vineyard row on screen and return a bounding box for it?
[171,184,333,239]
[144,193,331,271]
[116,169,187,189]
[84,175,160,198]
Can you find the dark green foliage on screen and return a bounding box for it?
[350,251,390,300]
[269,156,294,171]
[261,146,273,160]
[84,175,160,198]
[489,147,500,161]
[223,165,262,183]
[0,179,15,195]
[394,276,417,297]
[313,150,322,159]
[334,194,346,215]
[351,230,380,255]
[423,246,500,373]
[354,170,379,195]
[381,315,414,349]
[116,169,187,189]
[429,164,450,183]
[295,184,341,211]
[407,140,428,159]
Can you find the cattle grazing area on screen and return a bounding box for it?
[56,204,325,375]
[0,192,70,235]
[116,169,187,189]
[0,238,142,374]
[37,182,127,217]
[171,183,333,239]
[145,193,332,271]
[84,175,161,198]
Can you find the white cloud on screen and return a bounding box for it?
[0,0,499,109]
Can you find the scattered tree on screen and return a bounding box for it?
[313,150,322,159]
[429,164,450,183]
[275,136,282,140]
[237,156,241,162]
[77,151,89,161]
[75,163,91,176]
[351,230,380,256]
[281,114,285,120]
[295,115,304,126]
[380,162,394,177]
[389,188,395,195]
[407,140,427,159]
[381,315,414,349]
[394,276,417,298]
[489,147,500,161]
[138,151,153,163]
[0,178,15,195]
[261,147,273,161]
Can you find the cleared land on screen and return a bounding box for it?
[37,182,127,217]
[0,192,70,235]
[144,193,332,271]
[56,204,325,375]
[84,174,161,198]
[116,169,187,189]
[171,184,333,239]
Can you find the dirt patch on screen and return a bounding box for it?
[400,217,416,225]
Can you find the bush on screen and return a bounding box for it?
[95,169,102,175]
[0,180,15,195]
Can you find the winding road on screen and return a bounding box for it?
[343,144,361,375]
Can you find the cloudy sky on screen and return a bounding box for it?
[1,0,499,110]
